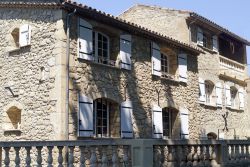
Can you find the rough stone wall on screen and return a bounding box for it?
[0,7,66,141]
[68,15,200,140]
[120,4,250,139]
[119,5,190,44]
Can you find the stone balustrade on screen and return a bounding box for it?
[219,56,247,81]
[0,139,250,167]
[0,139,131,167]
[219,56,245,73]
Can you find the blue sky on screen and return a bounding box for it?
[77,0,250,74]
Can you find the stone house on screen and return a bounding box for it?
[120,4,250,139]
[0,0,249,143]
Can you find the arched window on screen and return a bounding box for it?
[93,32,109,65]
[207,132,217,139]
[93,98,118,138]
[230,86,238,108]
[205,80,215,105]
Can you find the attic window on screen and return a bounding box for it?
[9,24,31,50]
[5,106,21,131]
[11,28,20,48]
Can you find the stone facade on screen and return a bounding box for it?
[120,4,250,139]
[68,15,199,139]
[0,6,67,140]
[0,1,249,143]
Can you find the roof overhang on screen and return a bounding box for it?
[63,1,203,55]
[189,13,250,46]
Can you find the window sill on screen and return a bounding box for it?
[197,44,218,54]
[78,58,122,70]
[161,75,180,83]
[199,102,222,108]
[226,107,244,112]
[4,129,22,133]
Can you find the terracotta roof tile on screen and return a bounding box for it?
[63,1,202,54]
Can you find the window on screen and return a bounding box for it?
[94,98,110,137]
[9,24,31,50]
[4,106,21,131]
[93,32,112,66]
[161,53,169,78]
[203,34,208,48]
[230,87,237,108]
[196,26,217,51]
[205,81,215,105]
[162,108,172,138]
[11,28,20,48]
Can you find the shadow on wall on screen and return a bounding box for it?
[67,15,199,139]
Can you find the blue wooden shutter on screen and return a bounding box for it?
[180,107,189,139]
[19,24,31,47]
[78,18,94,61]
[239,88,244,110]
[152,105,163,139]
[151,42,161,76]
[120,34,132,70]
[199,78,205,103]
[215,82,222,107]
[178,53,187,82]
[78,94,94,137]
[212,35,218,52]
[120,101,133,138]
[197,27,203,46]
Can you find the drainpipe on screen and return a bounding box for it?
[66,9,77,140]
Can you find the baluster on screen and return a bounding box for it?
[25,147,32,167]
[198,145,205,167]
[68,146,75,167]
[80,146,86,167]
[14,147,21,167]
[235,145,240,164]
[90,146,97,167]
[153,146,162,167]
[101,146,108,167]
[242,145,247,166]
[230,145,235,166]
[168,145,177,167]
[4,147,10,167]
[240,145,244,165]
[123,146,129,167]
[204,145,211,167]
[210,145,218,167]
[47,146,53,167]
[112,146,119,167]
[57,146,64,167]
[193,145,198,167]
[162,146,168,167]
[246,145,250,165]
[186,145,193,167]
[36,146,43,167]
[180,145,187,167]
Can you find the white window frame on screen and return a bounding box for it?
[205,81,214,105]
[94,98,110,138]
[161,53,170,77]
[93,31,110,65]
[162,108,172,138]
[230,87,238,109]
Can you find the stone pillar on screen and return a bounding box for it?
[131,139,153,167]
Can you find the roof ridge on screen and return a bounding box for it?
[128,3,190,13]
